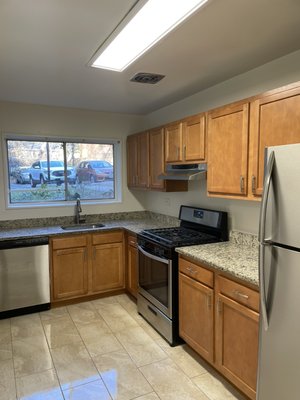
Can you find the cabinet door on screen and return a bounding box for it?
[250,86,300,197]
[183,114,206,162]
[179,273,214,363]
[137,131,149,188]
[149,127,165,190]
[165,122,183,162]
[207,103,249,196]
[92,242,124,293]
[127,243,138,298]
[215,293,259,400]
[52,247,88,300]
[127,134,138,187]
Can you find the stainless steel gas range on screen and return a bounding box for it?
[137,205,228,346]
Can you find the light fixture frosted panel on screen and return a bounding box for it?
[91,0,208,71]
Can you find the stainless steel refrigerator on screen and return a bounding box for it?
[257,142,300,399]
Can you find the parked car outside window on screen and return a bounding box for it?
[76,160,113,183]
[13,167,31,184]
[29,160,76,187]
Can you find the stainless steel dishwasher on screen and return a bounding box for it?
[0,236,50,318]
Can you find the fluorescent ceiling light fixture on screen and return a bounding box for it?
[90,0,208,72]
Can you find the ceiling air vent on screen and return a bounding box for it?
[130,72,165,84]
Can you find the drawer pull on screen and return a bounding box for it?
[233,290,249,300]
[129,241,136,246]
[186,266,196,274]
[148,305,157,316]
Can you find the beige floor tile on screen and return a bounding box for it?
[161,344,212,378]
[115,326,167,367]
[134,394,160,400]
[139,320,162,341]
[40,306,68,321]
[0,358,17,400]
[78,321,122,357]
[63,379,112,400]
[92,296,119,307]
[13,335,53,378]
[192,372,247,400]
[0,319,12,361]
[94,350,152,400]
[140,358,210,400]
[51,342,100,391]
[16,369,63,400]
[95,303,139,333]
[67,302,103,326]
[43,315,82,349]
[11,313,44,339]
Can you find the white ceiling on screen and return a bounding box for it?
[1,0,300,115]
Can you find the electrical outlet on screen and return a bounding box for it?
[164,197,171,207]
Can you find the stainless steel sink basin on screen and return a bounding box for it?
[61,223,105,231]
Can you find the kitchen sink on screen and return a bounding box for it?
[61,223,105,231]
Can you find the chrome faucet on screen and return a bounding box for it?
[75,198,85,224]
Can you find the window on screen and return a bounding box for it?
[5,136,120,206]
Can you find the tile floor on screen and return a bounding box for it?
[0,294,247,400]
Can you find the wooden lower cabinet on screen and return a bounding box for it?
[179,273,214,363]
[126,234,138,298]
[92,242,124,292]
[179,256,259,400]
[52,246,88,300]
[51,231,124,302]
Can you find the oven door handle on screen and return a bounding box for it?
[137,245,169,265]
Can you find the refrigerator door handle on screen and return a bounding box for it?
[259,243,269,331]
[258,150,275,243]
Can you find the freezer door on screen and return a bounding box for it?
[257,245,300,399]
[262,143,300,248]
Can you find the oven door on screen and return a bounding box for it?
[138,245,172,318]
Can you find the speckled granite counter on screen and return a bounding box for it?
[0,211,180,241]
[176,231,259,287]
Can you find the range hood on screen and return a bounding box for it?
[158,163,207,181]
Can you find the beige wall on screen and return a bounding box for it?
[2,49,300,231]
[0,101,145,221]
[132,50,300,234]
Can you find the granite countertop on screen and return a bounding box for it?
[176,231,259,287]
[0,211,179,241]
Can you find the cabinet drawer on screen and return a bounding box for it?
[92,231,123,245]
[128,234,137,247]
[218,276,259,312]
[52,235,87,250]
[179,257,213,288]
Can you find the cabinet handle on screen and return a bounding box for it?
[233,290,249,300]
[176,147,179,160]
[206,293,212,309]
[186,266,196,274]
[240,176,245,193]
[251,175,256,193]
[183,145,186,160]
[129,240,136,246]
[93,247,96,260]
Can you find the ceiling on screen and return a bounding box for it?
[1,0,300,115]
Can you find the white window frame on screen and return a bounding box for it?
[2,133,122,209]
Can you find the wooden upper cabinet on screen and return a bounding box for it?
[250,85,300,197]
[149,127,165,190]
[207,102,249,197]
[165,114,206,164]
[127,134,138,188]
[165,122,183,162]
[182,113,206,162]
[127,132,149,189]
